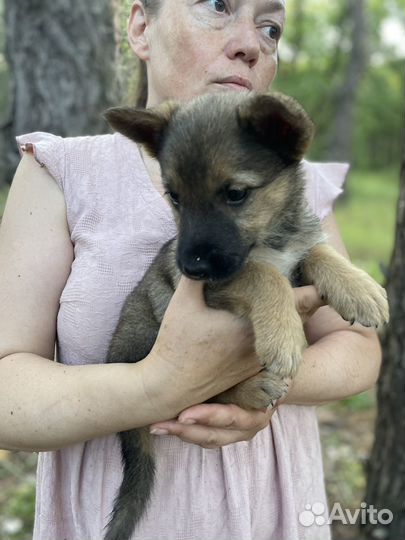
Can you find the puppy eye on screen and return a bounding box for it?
[226,188,248,206]
[166,191,180,207]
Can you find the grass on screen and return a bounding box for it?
[334,168,400,283]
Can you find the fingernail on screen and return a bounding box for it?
[150,428,169,435]
[179,418,196,425]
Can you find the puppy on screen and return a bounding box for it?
[103,92,389,540]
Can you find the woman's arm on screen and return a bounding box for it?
[0,154,165,451]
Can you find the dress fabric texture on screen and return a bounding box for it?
[16,131,348,540]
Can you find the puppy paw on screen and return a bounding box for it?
[323,271,389,328]
[215,372,291,410]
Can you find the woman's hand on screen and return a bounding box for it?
[148,284,324,448]
[150,403,275,448]
[143,277,262,418]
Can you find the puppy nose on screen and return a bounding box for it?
[182,256,211,280]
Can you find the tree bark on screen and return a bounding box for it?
[363,139,405,539]
[0,0,117,186]
[326,0,368,163]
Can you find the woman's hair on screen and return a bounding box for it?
[135,0,162,107]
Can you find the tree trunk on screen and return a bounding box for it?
[363,140,405,539]
[0,0,117,186]
[326,0,368,163]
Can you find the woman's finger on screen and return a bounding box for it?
[294,285,326,322]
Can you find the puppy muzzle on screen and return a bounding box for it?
[177,243,247,281]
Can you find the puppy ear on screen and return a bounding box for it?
[237,93,314,162]
[104,101,179,158]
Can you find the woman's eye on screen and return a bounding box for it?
[226,188,248,206]
[263,24,281,41]
[206,0,227,13]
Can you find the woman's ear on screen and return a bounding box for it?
[128,1,150,61]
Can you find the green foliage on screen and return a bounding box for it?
[274,0,404,169]
[354,60,404,169]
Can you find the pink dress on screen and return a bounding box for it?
[16,131,348,540]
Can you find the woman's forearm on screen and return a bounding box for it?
[283,328,381,406]
[0,353,179,452]
[0,304,262,453]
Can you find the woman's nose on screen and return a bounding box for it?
[224,19,260,68]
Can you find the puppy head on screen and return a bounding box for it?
[105,93,314,281]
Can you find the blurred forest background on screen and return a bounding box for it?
[0,0,404,539]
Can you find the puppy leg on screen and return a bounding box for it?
[302,243,389,327]
[206,261,306,408]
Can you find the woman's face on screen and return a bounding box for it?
[130,0,285,106]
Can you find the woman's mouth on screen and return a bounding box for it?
[214,76,253,92]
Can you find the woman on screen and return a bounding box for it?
[0,1,381,539]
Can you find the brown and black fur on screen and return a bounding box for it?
[103,92,389,540]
